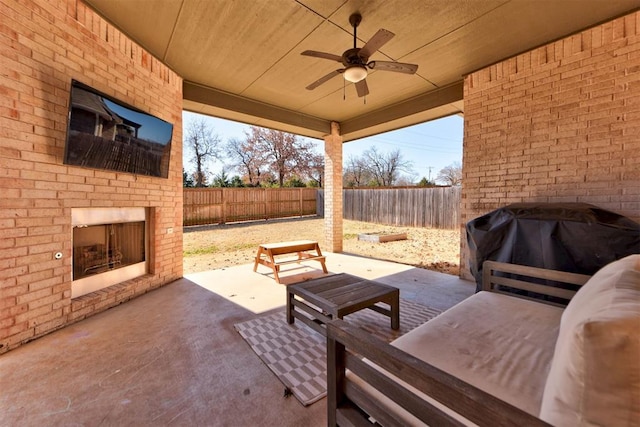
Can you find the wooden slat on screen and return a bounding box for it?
[345,356,465,427]
[318,282,378,301]
[268,255,325,266]
[293,274,363,295]
[482,260,591,305]
[366,303,391,317]
[292,310,326,335]
[489,275,577,300]
[291,299,332,324]
[336,403,377,427]
[327,334,345,427]
[482,260,590,287]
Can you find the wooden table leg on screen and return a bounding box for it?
[267,249,281,283]
[252,247,263,272]
[286,290,294,324]
[391,290,400,330]
[314,244,328,273]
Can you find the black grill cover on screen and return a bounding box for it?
[466,203,640,291]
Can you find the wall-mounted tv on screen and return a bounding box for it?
[64,80,173,178]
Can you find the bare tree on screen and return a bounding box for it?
[437,161,462,186]
[343,155,373,187]
[184,118,221,187]
[361,146,413,186]
[395,172,419,187]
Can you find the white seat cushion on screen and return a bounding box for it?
[347,291,563,425]
[392,291,563,415]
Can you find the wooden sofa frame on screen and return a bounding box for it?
[326,261,591,427]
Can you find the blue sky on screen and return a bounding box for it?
[182,111,463,183]
[105,99,173,145]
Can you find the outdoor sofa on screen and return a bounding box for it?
[327,255,640,426]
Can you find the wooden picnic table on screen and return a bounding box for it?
[253,240,328,283]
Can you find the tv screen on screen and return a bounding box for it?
[64,80,173,178]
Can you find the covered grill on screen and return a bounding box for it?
[466,203,640,291]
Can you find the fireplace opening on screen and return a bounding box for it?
[73,222,145,280]
[71,207,149,298]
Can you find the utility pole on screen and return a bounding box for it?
[427,166,433,182]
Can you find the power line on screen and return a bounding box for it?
[361,137,462,154]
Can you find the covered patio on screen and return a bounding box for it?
[1,0,638,353]
[1,0,639,424]
[0,254,473,425]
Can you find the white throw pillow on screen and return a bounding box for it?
[540,254,640,426]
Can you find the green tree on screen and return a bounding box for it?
[229,175,245,187]
[417,177,436,187]
[284,176,306,187]
[183,169,195,187]
[211,169,230,187]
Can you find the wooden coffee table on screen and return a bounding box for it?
[286,273,400,336]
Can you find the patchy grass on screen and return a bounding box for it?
[228,242,257,251]
[184,242,256,257]
[184,245,220,256]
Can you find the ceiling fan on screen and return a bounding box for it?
[301,13,418,97]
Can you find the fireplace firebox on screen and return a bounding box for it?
[71,208,148,298]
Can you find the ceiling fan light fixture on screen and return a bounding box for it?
[344,65,368,83]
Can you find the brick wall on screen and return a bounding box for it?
[461,11,640,280]
[0,0,183,353]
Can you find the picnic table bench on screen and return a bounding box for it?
[253,240,328,283]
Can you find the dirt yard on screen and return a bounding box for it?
[183,217,461,276]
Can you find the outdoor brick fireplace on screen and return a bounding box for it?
[0,0,183,353]
[72,208,149,298]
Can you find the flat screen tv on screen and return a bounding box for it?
[64,80,173,178]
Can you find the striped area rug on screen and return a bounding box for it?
[234,299,442,406]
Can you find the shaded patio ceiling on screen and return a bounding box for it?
[84,0,638,142]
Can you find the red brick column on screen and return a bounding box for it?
[324,122,343,252]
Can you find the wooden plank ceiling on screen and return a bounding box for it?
[84,0,638,141]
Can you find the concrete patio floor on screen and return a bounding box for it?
[0,253,474,426]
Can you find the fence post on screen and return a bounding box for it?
[221,188,226,224]
[264,187,268,220]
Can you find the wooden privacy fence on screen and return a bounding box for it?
[317,186,461,229]
[183,187,317,226]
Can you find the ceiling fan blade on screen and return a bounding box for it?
[369,61,418,74]
[359,29,395,59]
[306,69,344,90]
[301,50,343,63]
[355,79,369,97]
